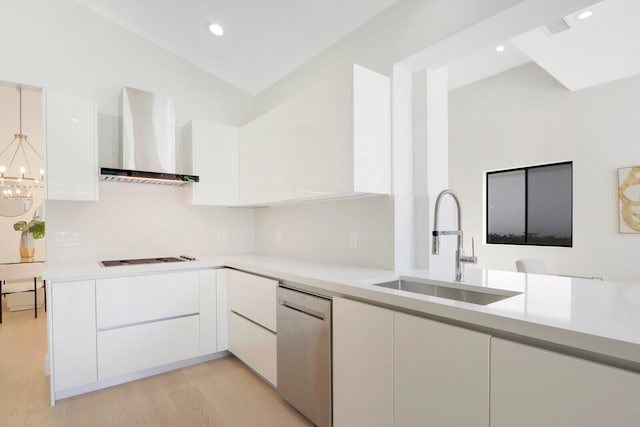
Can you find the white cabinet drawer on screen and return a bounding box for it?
[97,315,199,380]
[229,312,277,386]
[228,270,277,332]
[96,271,199,329]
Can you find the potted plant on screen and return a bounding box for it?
[14,219,45,259]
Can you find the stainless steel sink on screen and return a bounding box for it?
[373,279,520,305]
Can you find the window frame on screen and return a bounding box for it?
[486,161,573,247]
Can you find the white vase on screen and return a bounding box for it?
[20,230,35,259]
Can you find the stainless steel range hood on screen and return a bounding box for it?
[100,87,199,186]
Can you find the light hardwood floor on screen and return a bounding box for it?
[0,303,313,426]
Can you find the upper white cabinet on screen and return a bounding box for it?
[491,338,640,427]
[238,63,391,206]
[45,92,98,201]
[186,120,239,206]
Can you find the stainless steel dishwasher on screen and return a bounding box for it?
[277,286,332,427]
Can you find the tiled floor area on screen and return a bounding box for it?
[0,303,312,426]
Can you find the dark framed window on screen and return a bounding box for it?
[486,162,572,247]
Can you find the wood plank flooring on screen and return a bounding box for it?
[0,303,313,426]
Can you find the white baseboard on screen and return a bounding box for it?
[52,350,230,404]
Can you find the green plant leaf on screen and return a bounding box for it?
[28,221,45,239]
[13,221,27,231]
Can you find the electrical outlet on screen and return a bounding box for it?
[275,230,282,243]
[349,232,358,249]
[217,231,230,243]
[55,232,80,247]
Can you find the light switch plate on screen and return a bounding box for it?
[55,232,80,247]
[217,230,230,243]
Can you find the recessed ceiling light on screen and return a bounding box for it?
[496,45,505,53]
[208,23,224,36]
[577,10,593,20]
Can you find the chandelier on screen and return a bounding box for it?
[0,87,44,201]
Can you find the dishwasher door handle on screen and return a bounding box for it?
[279,299,327,321]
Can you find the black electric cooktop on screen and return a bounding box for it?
[100,256,195,267]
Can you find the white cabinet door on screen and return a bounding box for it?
[97,315,199,380]
[228,269,277,332]
[199,269,217,355]
[96,271,199,329]
[352,64,392,194]
[45,92,98,201]
[228,311,277,386]
[215,268,229,352]
[333,297,393,427]
[52,280,97,392]
[491,338,640,427]
[238,64,390,206]
[394,312,490,427]
[186,120,239,206]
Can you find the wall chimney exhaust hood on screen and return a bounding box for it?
[100,87,199,186]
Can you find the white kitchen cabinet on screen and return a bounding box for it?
[333,297,394,427]
[215,269,229,351]
[491,338,640,427]
[239,64,391,206]
[228,269,277,332]
[394,312,490,427]
[51,280,97,393]
[186,120,239,206]
[199,269,217,355]
[95,271,199,329]
[228,311,277,386]
[97,315,199,380]
[45,92,98,201]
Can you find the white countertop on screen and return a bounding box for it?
[44,254,640,366]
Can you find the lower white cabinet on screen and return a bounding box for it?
[394,312,489,427]
[96,271,199,329]
[490,338,640,427]
[228,269,277,332]
[51,280,97,393]
[215,269,229,352]
[97,315,199,380]
[228,312,277,386]
[333,297,490,427]
[333,297,394,427]
[50,268,224,401]
[199,269,217,355]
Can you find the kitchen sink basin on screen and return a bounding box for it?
[373,279,520,305]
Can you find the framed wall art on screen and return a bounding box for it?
[618,166,640,233]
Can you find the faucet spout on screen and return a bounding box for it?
[431,189,477,281]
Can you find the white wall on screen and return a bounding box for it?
[46,182,254,264]
[252,0,521,269]
[449,63,640,282]
[254,196,394,269]
[253,0,521,114]
[0,0,256,264]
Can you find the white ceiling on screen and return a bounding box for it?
[447,41,531,91]
[512,0,640,91]
[74,0,399,95]
[448,0,640,92]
